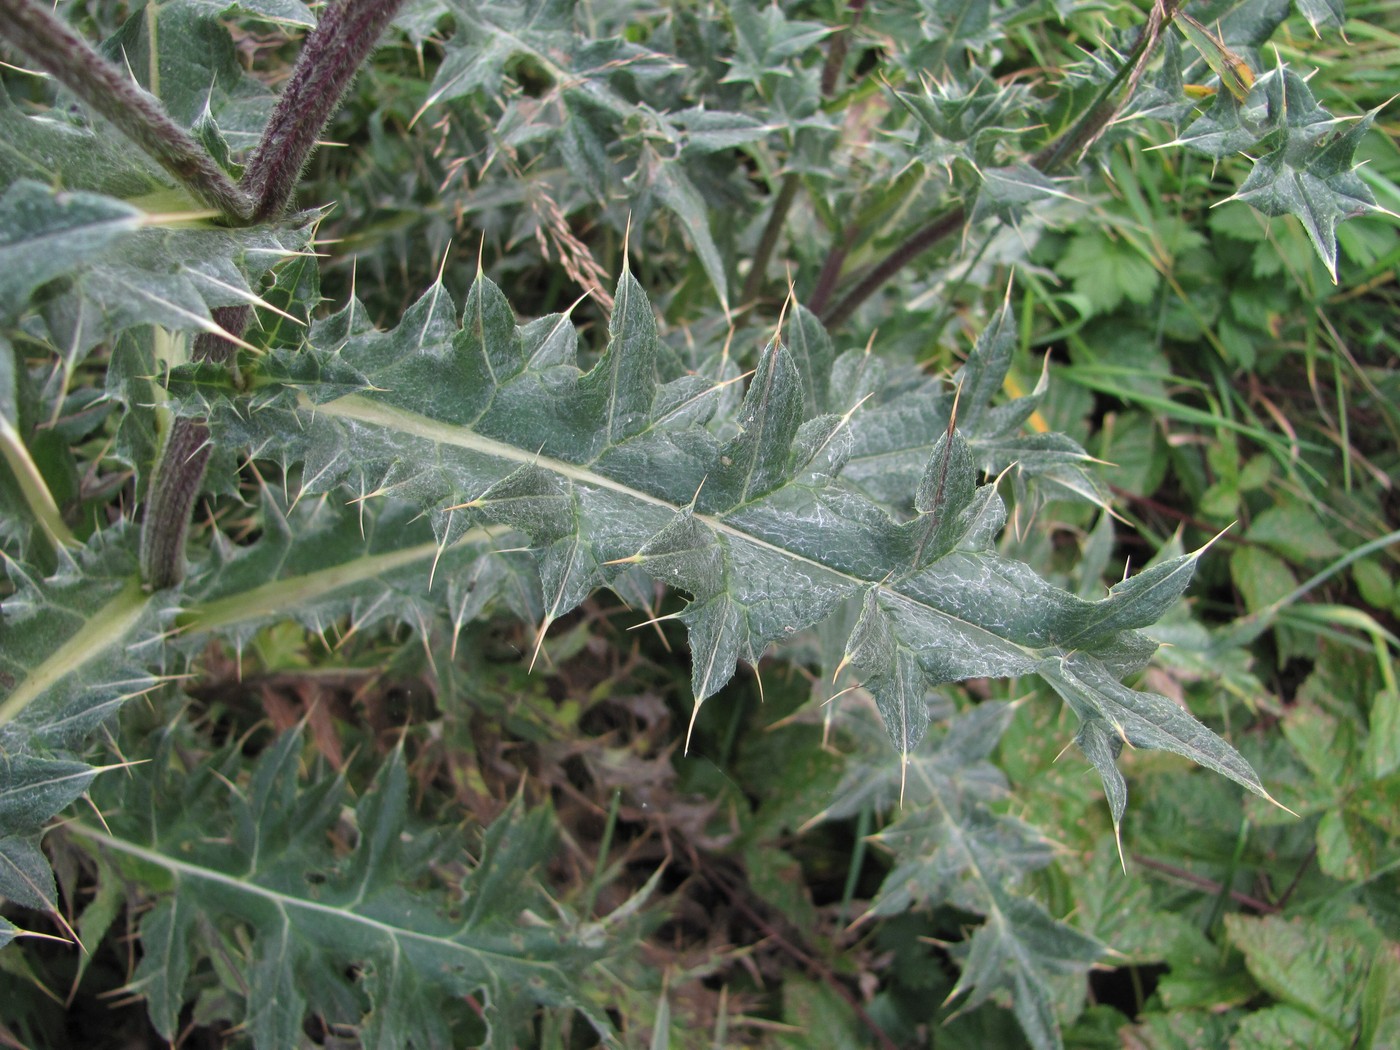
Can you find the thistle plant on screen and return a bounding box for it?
[1,0,1392,1046]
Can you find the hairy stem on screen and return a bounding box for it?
[140,308,248,591]
[140,0,406,589]
[1131,854,1279,913]
[821,206,965,328]
[819,11,1167,328]
[241,0,407,221]
[0,0,251,220]
[806,228,854,317]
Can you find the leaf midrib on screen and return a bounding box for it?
[309,392,1043,662]
[71,824,571,973]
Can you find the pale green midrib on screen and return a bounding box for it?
[179,524,510,634]
[69,824,567,971]
[0,577,150,725]
[143,3,160,98]
[0,414,76,550]
[309,394,1043,661]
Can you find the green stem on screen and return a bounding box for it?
[0,0,252,220]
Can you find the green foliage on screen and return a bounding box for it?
[2,0,1398,1047]
[81,726,622,1048]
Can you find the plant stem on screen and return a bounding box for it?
[741,172,800,306]
[0,0,252,220]
[1132,854,1279,913]
[806,229,853,318]
[140,308,247,590]
[140,0,406,589]
[821,205,966,328]
[819,9,1169,329]
[241,0,407,221]
[744,0,867,308]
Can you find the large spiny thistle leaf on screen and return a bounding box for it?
[174,264,1273,824]
[0,529,166,927]
[0,491,529,949]
[74,725,620,1048]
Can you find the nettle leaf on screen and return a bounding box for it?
[80,728,614,1046]
[181,268,1253,798]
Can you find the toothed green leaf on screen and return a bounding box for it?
[1172,67,1384,278]
[173,270,1248,791]
[83,731,615,1046]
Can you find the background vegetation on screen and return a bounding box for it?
[1,0,1397,1047]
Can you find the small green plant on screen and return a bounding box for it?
[2,0,1396,1046]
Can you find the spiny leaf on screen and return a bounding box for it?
[1166,66,1385,279]
[1226,107,1390,282]
[0,834,57,913]
[821,702,1096,1049]
[1041,651,1275,809]
[577,264,659,445]
[905,428,978,572]
[0,93,168,200]
[840,299,1105,508]
[100,0,274,134]
[82,728,616,1046]
[0,181,143,325]
[0,756,99,832]
[172,270,1261,809]
[0,530,163,748]
[948,889,1105,1050]
[0,181,310,371]
[701,337,804,511]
